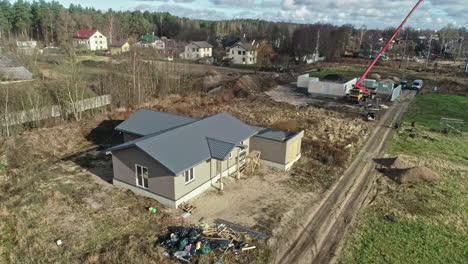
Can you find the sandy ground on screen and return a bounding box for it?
[181,166,318,230]
[266,84,358,110]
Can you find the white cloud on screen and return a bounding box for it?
[210,0,255,7]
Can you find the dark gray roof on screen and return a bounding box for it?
[115,109,197,136]
[234,42,255,51]
[207,137,237,160]
[253,127,297,142]
[109,112,257,175]
[191,41,213,48]
[0,67,33,81]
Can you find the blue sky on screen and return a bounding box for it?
[36,0,468,29]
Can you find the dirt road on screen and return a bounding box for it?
[274,90,416,264]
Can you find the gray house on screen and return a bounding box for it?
[108,109,303,208]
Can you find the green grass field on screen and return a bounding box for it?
[402,93,468,130]
[340,93,468,263]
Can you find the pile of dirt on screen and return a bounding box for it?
[397,167,441,184]
[374,157,440,184]
[374,157,415,169]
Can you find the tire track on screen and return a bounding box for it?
[275,90,416,264]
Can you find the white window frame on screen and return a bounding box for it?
[229,152,233,159]
[135,164,149,188]
[184,168,195,185]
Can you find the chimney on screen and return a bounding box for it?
[243,33,246,38]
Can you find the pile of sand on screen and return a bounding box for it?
[374,157,440,184]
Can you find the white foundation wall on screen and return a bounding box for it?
[307,78,357,97]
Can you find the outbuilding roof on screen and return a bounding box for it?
[110,111,257,175]
[0,66,33,81]
[72,30,97,39]
[109,41,127,48]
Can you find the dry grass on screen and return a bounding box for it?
[0,88,372,263]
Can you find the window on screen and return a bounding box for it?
[242,58,245,62]
[229,152,233,159]
[231,50,234,54]
[192,48,195,52]
[238,51,241,55]
[100,41,102,44]
[250,58,252,61]
[95,41,97,44]
[184,168,194,184]
[94,36,97,38]
[243,51,246,55]
[135,164,148,188]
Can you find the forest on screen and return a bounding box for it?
[1,0,467,60]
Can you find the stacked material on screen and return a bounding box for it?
[158,225,251,262]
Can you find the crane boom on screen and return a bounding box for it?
[354,0,425,90]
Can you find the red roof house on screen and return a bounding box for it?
[72,30,98,39]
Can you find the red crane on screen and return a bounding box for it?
[352,0,425,97]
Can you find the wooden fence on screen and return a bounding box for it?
[1,95,111,127]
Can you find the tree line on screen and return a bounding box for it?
[0,0,467,59]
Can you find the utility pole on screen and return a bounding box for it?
[314,30,320,62]
[465,60,468,72]
[399,29,409,69]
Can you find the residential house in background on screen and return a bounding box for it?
[109,41,130,55]
[72,30,108,51]
[139,34,165,49]
[107,109,304,208]
[183,41,213,60]
[225,37,257,65]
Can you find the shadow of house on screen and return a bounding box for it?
[85,120,124,147]
[63,120,125,184]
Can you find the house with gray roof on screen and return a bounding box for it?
[183,41,213,60]
[107,109,303,208]
[226,39,258,65]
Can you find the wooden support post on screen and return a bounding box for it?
[236,149,240,180]
[218,160,224,191]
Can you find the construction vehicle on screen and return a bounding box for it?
[348,0,425,102]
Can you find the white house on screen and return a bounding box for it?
[72,30,108,51]
[183,41,213,60]
[227,40,257,65]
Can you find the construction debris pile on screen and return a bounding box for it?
[157,224,255,262]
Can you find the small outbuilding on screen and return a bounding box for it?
[109,41,130,55]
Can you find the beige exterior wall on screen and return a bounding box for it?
[285,131,304,163]
[174,159,212,200]
[250,131,304,167]
[110,43,130,55]
[250,136,287,164]
[112,147,175,200]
